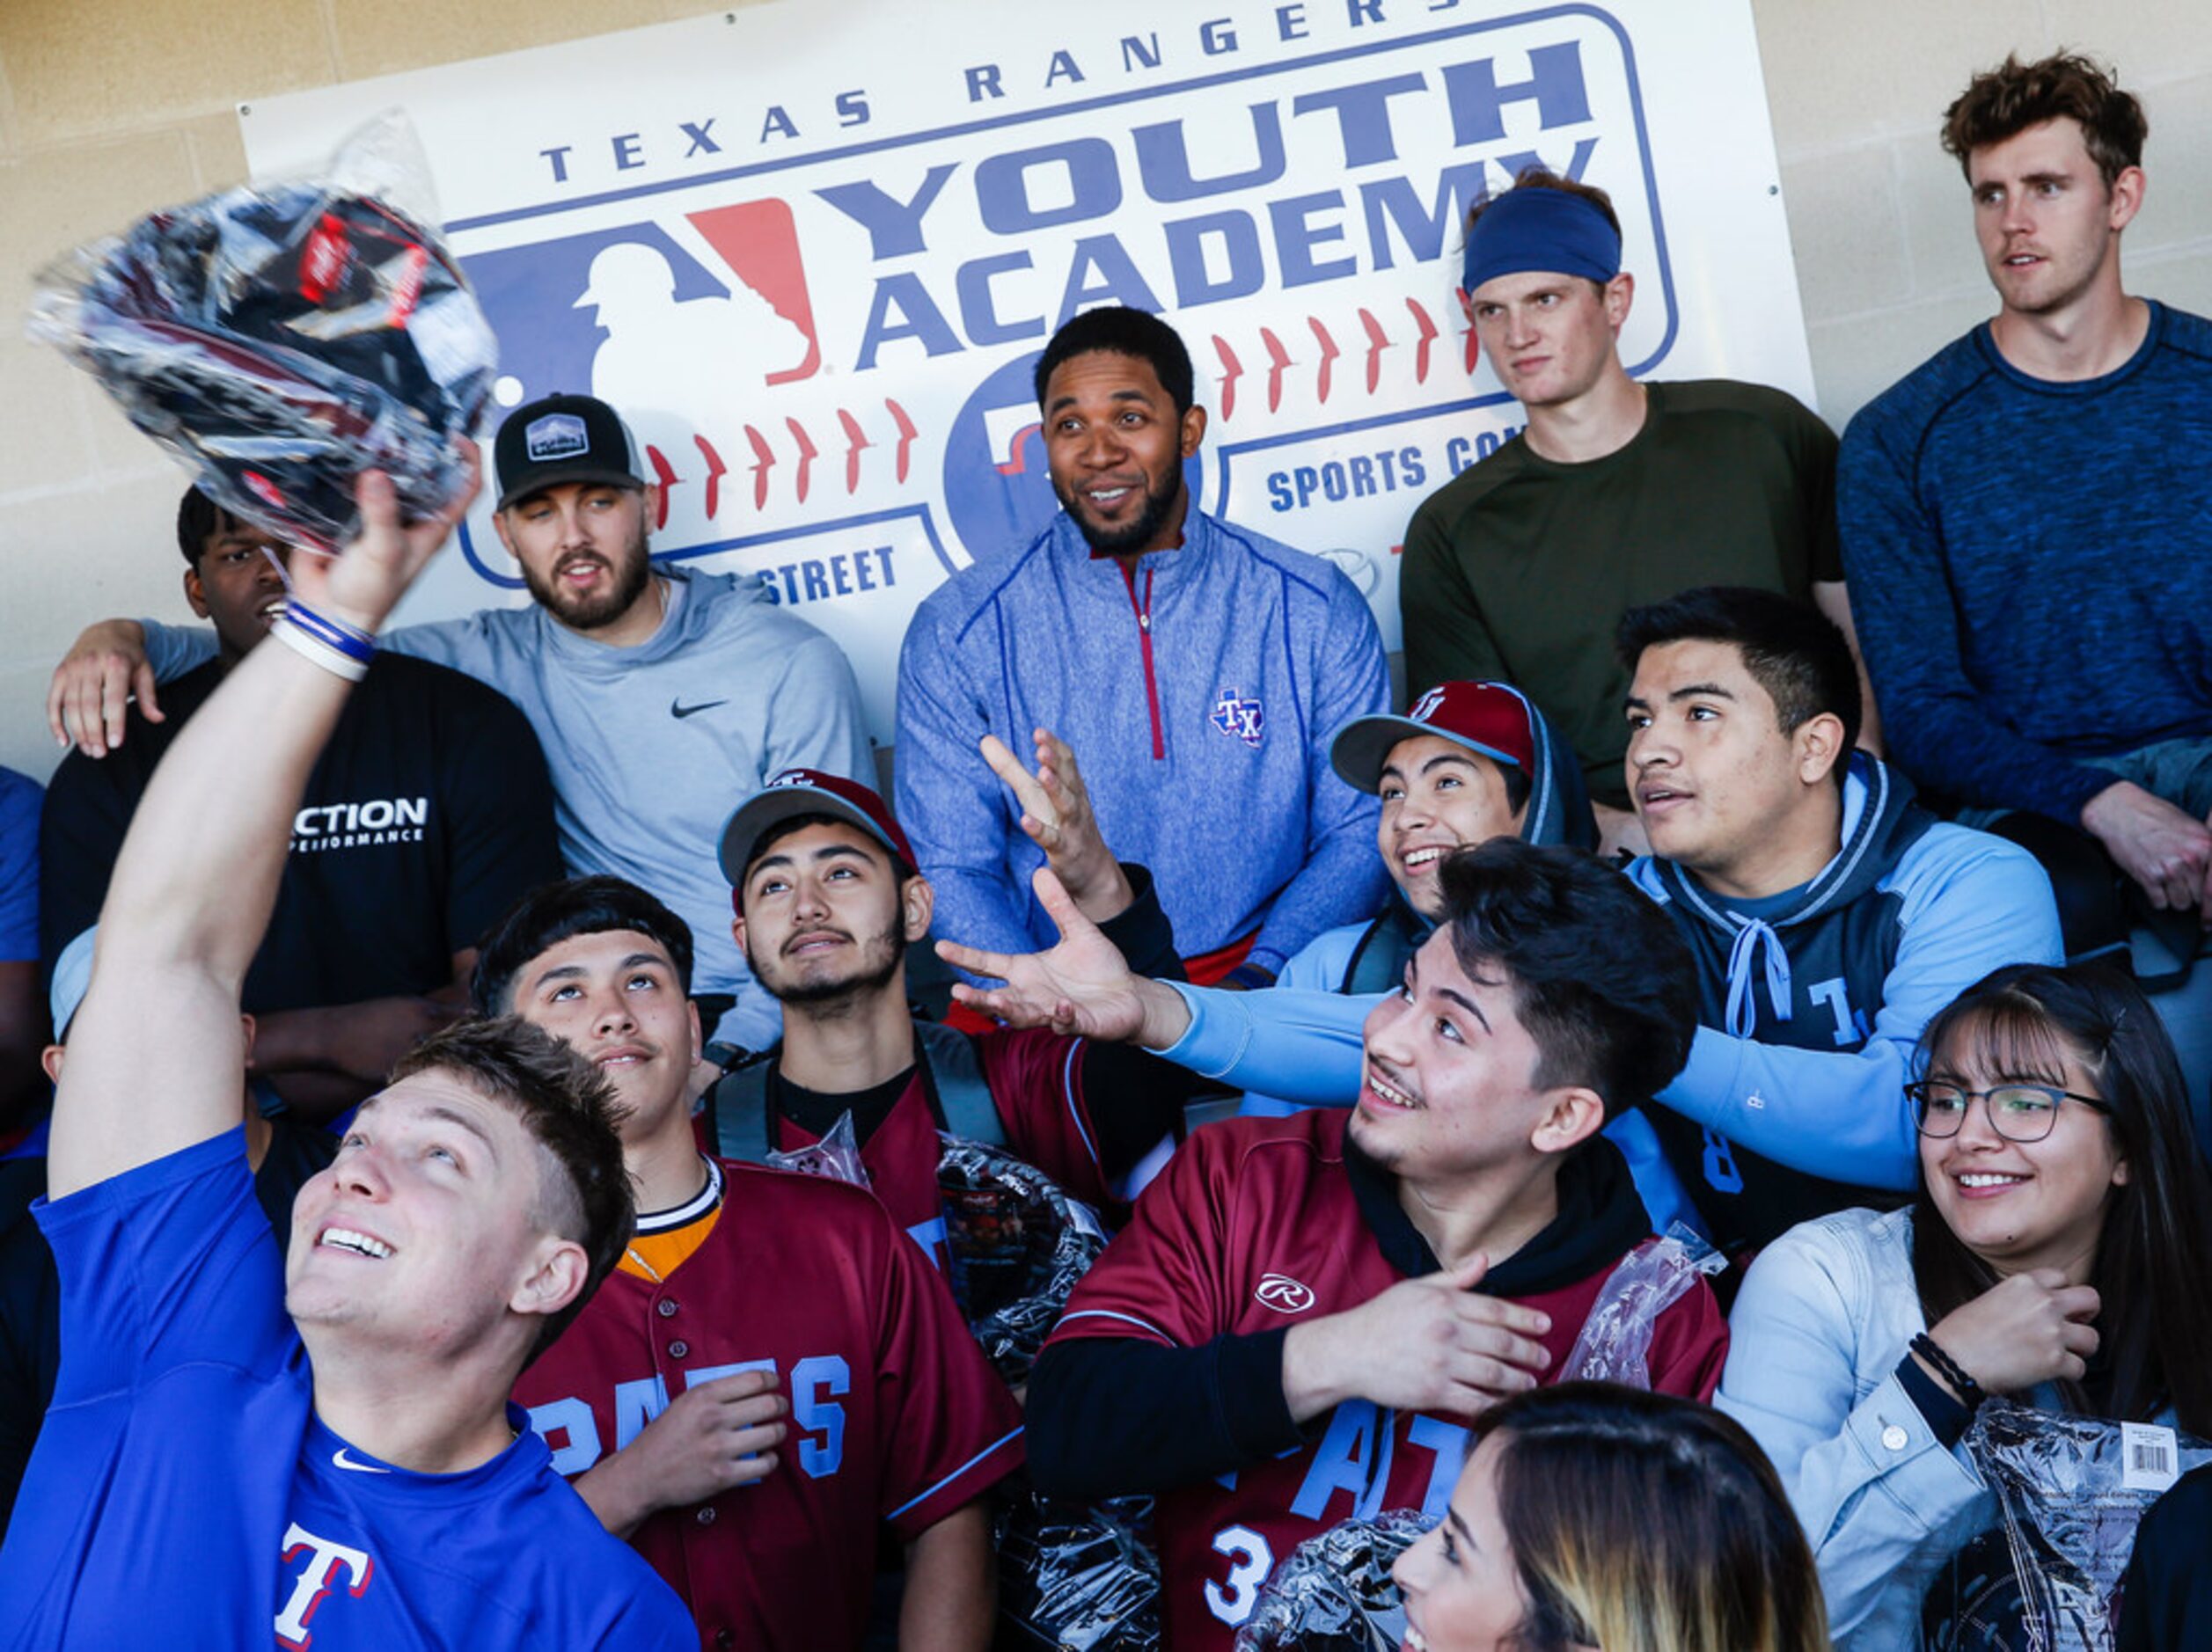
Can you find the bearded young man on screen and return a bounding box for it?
[895,305,1392,997]
[47,394,870,1064]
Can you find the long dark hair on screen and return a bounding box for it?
[1910,962,2212,1433]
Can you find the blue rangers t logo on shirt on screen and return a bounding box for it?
[1210,688,1265,749]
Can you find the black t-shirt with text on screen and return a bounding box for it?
[39,653,563,1009]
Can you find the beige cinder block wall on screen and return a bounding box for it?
[0,0,2206,783]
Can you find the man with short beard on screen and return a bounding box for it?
[897,306,1392,997]
[707,757,1220,1251]
[45,394,870,1063]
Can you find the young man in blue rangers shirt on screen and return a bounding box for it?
[897,305,1391,993]
[0,460,691,1648]
[946,590,2062,1255]
[47,393,870,1064]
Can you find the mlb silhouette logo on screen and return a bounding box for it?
[1210,687,1266,749]
[459,198,822,421]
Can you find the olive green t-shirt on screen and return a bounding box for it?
[1399,379,1843,808]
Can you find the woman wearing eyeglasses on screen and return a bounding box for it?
[1716,961,2212,1649]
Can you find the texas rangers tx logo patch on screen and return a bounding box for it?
[1210,686,1265,749]
[1254,1272,1315,1313]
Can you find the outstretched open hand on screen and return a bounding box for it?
[936,867,1152,1041]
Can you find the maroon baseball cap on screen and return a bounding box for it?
[718,768,917,889]
[1329,681,1539,793]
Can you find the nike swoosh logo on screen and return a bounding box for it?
[670,698,729,720]
[332,1447,392,1474]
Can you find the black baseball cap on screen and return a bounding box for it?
[491,392,647,511]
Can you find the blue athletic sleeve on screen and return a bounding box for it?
[1655,828,2063,1191]
[1244,579,1392,976]
[895,598,1038,975]
[1158,982,1370,1100]
[0,771,40,963]
[34,1129,293,1402]
[137,618,219,684]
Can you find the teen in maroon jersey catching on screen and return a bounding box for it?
[944,839,1729,1650]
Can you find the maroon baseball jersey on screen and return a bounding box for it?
[770,1027,1116,1266]
[1044,1110,1729,1652]
[514,1158,1024,1651]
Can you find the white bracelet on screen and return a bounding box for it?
[269,614,370,682]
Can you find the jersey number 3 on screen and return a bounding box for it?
[1205,1524,1275,1626]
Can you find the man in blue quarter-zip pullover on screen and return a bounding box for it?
[897,306,1391,993]
[937,588,2062,1257]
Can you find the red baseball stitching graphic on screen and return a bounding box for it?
[838,409,870,494]
[644,444,678,529]
[1359,308,1389,394]
[887,398,918,484]
[1408,298,1439,384]
[786,417,817,504]
[1259,326,1292,413]
[1213,335,1244,420]
[694,434,726,520]
[1308,316,1339,405]
[745,425,774,509]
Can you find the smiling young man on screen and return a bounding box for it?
[1398,170,1869,853]
[1839,55,2212,924]
[47,394,870,1061]
[0,463,692,1648]
[1235,680,1594,1115]
[37,485,562,1119]
[708,757,1218,1248]
[897,305,1390,994]
[477,875,1022,1651]
[1615,587,2062,1254]
[985,840,1726,1651]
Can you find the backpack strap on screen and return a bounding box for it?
[913,1020,1007,1147]
[707,1053,779,1165]
[707,1023,1007,1159]
[1340,905,1428,998]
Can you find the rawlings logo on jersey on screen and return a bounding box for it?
[1253,1273,1315,1313]
[1210,687,1265,749]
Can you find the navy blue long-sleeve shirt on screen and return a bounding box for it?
[1837,302,2212,822]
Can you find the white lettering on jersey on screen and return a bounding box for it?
[905,1213,950,1270]
[1204,1524,1275,1626]
[275,1523,374,1648]
[793,1355,850,1478]
[528,1394,604,1475]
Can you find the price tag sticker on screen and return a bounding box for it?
[2121,1422,2179,1495]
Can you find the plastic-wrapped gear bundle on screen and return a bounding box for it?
[935,1135,1106,1386]
[1556,1224,1724,1388]
[1920,1402,2211,1652]
[1234,1509,1430,1650]
[996,1489,1161,1651]
[27,111,493,552]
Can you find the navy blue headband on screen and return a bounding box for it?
[1461,186,1622,292]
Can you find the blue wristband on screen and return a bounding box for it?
[282,601,376,666]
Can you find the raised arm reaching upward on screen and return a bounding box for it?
[49,457,479,1198]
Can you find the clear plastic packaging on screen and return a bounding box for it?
[761,1109,870,1188]
[27,109,493,552]
[1923,1402,2212,1651]
[997,1490,1161,1650]
[936,1135,1107,1385]
[1234,1509,1431,1650]
[1556,1224,1724,1388]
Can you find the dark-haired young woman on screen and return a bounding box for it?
[1719,962,2212,1647]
